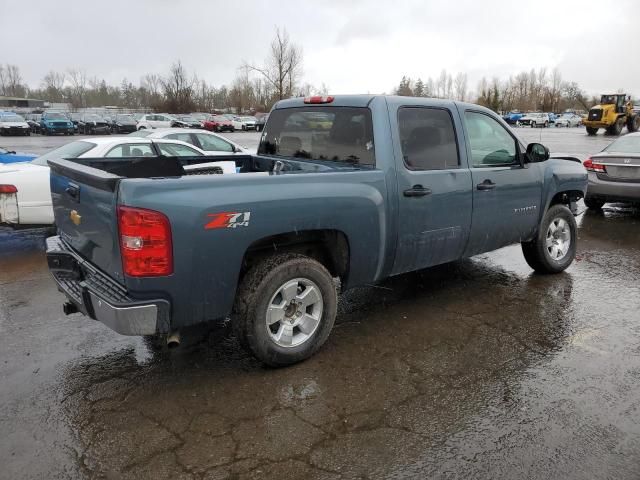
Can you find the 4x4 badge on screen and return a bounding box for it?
[205,212,251,229]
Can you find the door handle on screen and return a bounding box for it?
[403,185,432,197]
[476,180,496,191]
[65,183,80,202]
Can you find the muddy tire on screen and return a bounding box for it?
[233,253,337,366]
[521,204,577,274]
[586,127,598,136]
[627,115,640,133]
[584,196,605,209]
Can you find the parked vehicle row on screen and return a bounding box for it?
[502,111,583,128]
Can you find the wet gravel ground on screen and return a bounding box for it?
[2,128,640,479]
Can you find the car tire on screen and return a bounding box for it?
[521,204,577,274]
[584,197,605,209]
[233,253,337,367]
[627,116,640,133]
[586,127,598,136]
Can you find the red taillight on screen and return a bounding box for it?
[118,206,173,277]
[583,157,606,173]
[0,184,18,193]
[303,95,334,104]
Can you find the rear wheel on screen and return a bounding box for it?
[521,204,577,274]
[233,253,337,366]
[584,196,605,209]
[627,115,640,133]
[586,127,598,136]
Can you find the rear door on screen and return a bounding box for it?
[391,103,473,274]
[460,108,543,256]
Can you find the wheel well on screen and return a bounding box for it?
[240,230,350,283]
[549,190,584,209]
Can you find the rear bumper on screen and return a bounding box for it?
[46,236,170,335]
[587,172,640,202]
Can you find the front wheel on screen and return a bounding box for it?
[586,127,598,136]
[233,253,337,366]
[521,204,577,274]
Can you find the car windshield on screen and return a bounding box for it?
[0,115,25,122]
[84,114,103,121]
[31,141,96,166]
[243,117,256,121]
[258,106,375,168]
[0,147,8,154]
[213,116,227,122]
[45,113,67,120]
[604,135,640,154]
[116,115,135,122]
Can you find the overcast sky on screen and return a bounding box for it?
[3,0,639,96]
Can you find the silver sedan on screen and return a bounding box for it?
[583,132,640,208]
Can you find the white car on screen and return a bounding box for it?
[136,113,176,130]
[555,113,582,128]
[129,128,250,154]
[519,112,550,128]
[0,137,234,227]
[0,113,31,136]
[231,116,257,131]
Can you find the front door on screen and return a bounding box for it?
[460,109,543,256]
[392,105,473,275]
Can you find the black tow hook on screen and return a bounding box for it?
[63,302,79,315]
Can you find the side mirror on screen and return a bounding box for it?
[526,142,550,162]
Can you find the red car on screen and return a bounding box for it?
[203,115,235,132]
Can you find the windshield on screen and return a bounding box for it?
[45,113,67,120]
[179,116,198,122]
[0,115,25,122]
[84,114,103,121]
[213,116,227,122]
[0,147,8,154]
[31,141,96,166]
[258,107,375,168]
[116,115,135,122]
[604,135,640,154]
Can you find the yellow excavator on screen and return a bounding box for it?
[583,94,639,135]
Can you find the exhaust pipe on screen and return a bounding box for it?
[166,331,181,349]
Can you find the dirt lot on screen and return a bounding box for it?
[1,127,640,479]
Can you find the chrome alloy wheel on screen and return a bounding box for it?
[546,218,571,261]
[266,278,323,347]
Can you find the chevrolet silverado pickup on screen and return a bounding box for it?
[45,95,588,366]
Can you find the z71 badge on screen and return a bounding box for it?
[205,212,251,229]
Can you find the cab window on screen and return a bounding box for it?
[398,107,459,170]
[464,111,517,167]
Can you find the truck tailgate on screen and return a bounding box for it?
[49,159,125,282]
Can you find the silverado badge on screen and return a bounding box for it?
[70,210,82,226]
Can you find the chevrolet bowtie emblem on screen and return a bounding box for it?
[70,210,82,226]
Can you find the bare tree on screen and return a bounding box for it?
[161,61,195,113]
[0,64,26,97]
[41,71,66,102]
[453,73,467,101]
[67,69,88,107]
[245,27,303,100]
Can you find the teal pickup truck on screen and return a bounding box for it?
[45,95,587,366]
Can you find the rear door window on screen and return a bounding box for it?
[194,133,234,152]
[156,143,203,157]
[398,107,459,170]
[258,107,375,167]
[106,143,157,157]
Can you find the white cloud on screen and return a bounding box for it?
[1,0,638,96]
